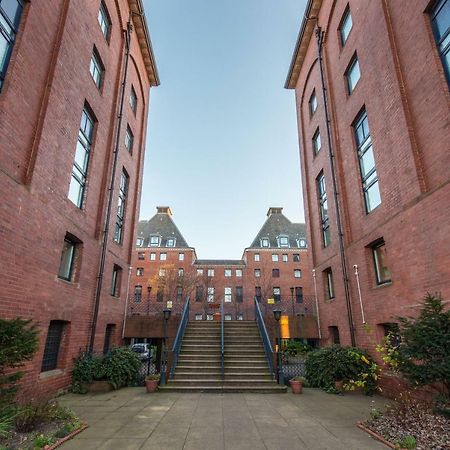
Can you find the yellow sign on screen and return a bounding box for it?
[166,301,173,309]
[280,315,290,339]
[267,298,275,304]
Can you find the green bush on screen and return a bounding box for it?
[71,347,141,392]
[282,340,312,357]
[305,345,378,394]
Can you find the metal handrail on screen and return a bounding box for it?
[220,299,225,381]
[170,297,190,378]
[254,296,274,377]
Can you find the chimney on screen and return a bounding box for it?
[156,206,173,216]
[267,207,283,217]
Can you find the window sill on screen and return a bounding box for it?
[56,277,79,287]
[39,369,63,380]
[373,281,392,290]
[324,298,336,303]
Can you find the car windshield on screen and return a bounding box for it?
[132,346,146,353]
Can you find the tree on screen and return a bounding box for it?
[0,318,39,409]
[395,293,450,393]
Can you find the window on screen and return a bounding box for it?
[430,0,450,85]
[317,172,331,246]
[309,90,317,115]
[195,314,203,321]
[179,252,184,260]
[0,0,24,90]
[254,269,261,277]
[41,321,65,372]
[272,254,279,262]
[324,268,335,300]
[58,236,78,281]
[272,269,280,278]
[224,314,232,321]
[114,170,129,244]
[329,326,340,344]
[236,269,242,277]
[130,85,137,113]
[207,268,214,277]
[372,239,391,284]
[261,238,270,247]
[298,239,307,248]
[125,126,134,153]
[255,286,262,302]
[293,254,300,262]
[177,286,183,300]
[237,313,243,321]
[138,252,145,260]
[178,268,184,277]
[254,253,260,261]
[136,267,144,276]
[294,269,302,278]
[278,236,289,248]
[103,324,115,354]
[111,265,122,297]
[136,238,143,247]
[295,287,303,303]
[224,287,232,302]
[207,287,215,302]
[164,238,174,247]
[339,6,353,46]
[156,286,164,302]
[206,314,213,321]
[282,254,288,262]
[98,1,111,41]
[150,235,160,246]
[89,48,104,89]
[68,107,95,208]
[236,286,243,303]
[150,252,156,261]
[354,109,381,212]
[224,269,232,277]
[312,128,321,154]
[346,55,361,94]
[197,268,204,276]
[195,285,204,302]
[381,322,401,348]
[273,287,281,302]
[160,253,167,261]
[158,268,166,277]
[134,285,142,303]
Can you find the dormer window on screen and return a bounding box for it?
[298,239,307,248]
[166,238,176,247]
[278,236,289,248]
[136,238,143,247]
[149,236,160,247]
[261,238,270,247]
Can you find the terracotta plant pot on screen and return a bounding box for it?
[213,313,221,321]
[290,379,303,394]
[334,380,344,391]
[145,379,159,393]
[88,380,113,393]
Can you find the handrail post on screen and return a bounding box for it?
[221,299,225,381]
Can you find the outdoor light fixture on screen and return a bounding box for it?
[273,309,282,322]
[163,308,171,321]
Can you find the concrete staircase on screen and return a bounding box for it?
[160,321,286,393]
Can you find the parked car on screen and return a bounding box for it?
[131,343,151,361]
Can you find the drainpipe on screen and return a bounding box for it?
[122,265,133,339]
[312,269,322,339]
[88,20,133,353]
[353,264,366,324]
[315,27,356,346]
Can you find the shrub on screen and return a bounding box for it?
[33,433,55,448]
[282,340,311,357]
[0,318,39,410]
[305,345,378,394]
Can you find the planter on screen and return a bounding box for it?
[334,380,344,391]
[145,379,159,393]
[290,379,303,394]
[287,355,305,364]
[213,313,221,321]
[88,380,113,393]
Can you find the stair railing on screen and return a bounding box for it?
[170,296,190,378]
[220,298,225,381]
[254,296,274,377]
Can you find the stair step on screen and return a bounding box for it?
[159,385,287,393]
[169,379,276,386]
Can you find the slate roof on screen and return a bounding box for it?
[248,208,306,249]
[194,260,246,266]
[136,211,189,248]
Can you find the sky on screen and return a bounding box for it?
[141,0,307,259]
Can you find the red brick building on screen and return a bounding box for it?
[127,206,317,342]
[285,0,450,350]
[0,0,158,397]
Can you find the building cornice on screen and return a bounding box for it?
[284,0,322,89]
[128,0,160,86]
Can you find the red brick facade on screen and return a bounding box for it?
[0,0,158,398]
[286,0,450,351]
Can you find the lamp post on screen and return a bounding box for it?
[290,287,295,317]
[273,309,284,386]
[160,308,171,385]
[146,286,152,315]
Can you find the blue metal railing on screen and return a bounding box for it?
[170,297,190,378]
[220,299,225,381]
[254,297,274,378]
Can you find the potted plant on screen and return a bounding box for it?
[334,380,344,391]
[290,376,305,394]
[145,374,160,393]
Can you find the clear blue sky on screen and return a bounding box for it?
[141,0,307,259]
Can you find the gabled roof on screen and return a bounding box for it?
[137,208,189,248]
[248,207,306,249]
[194,260,246,266]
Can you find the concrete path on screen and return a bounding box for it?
[58,388,389,450]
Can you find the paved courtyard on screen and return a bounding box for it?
[58,388,389,450]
